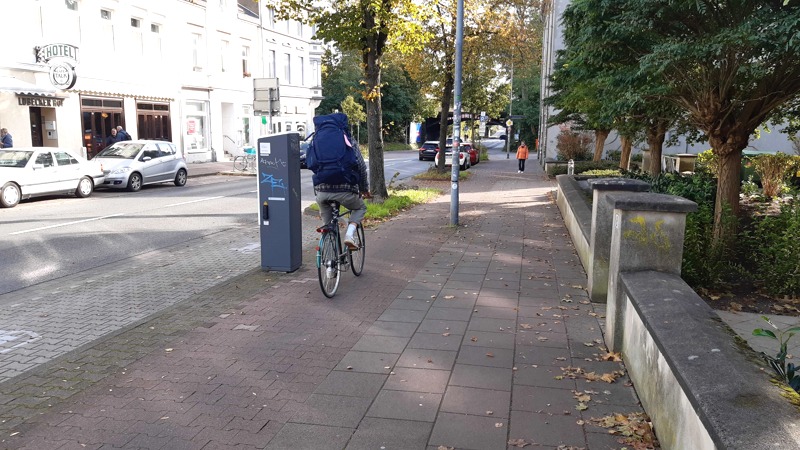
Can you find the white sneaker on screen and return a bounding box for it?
[344,235,358,250]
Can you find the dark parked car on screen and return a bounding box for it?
[418,141,440,161]
[299,134,313,169]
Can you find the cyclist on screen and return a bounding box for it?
[312,116,370,250]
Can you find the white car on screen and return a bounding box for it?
[93,140,188,191]
[0,147,105,208]
[434,146,471,171]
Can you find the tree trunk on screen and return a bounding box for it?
[710,141,743,245]
[362,9,388,202]
[436,70,454,173]
[645,122,667,176]
[593,129,610,162]
[619,135,632,170]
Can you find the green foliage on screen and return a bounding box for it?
[606,150,621,161]
[753,316,800,393]
[581,169,621,177]
[547,160,618,176]
[750,153,800,198]
[695,149,718,175]
[741,176,760,197]
[414,168,470,180]
[307,187,440,219]
[747,200,800,296]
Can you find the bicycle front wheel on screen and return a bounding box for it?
[349,223,365,276]
[233,155,248,171]
[318,232,341,298]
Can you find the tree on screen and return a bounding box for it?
[604,0,800,245]
[270,0,429,202]
[340,95,366,142]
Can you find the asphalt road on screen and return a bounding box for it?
[0,149,438,296]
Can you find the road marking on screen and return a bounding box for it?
[0,330,41,354]
[10,213,126,235]
[165,196,225,207]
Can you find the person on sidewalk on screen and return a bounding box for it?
[516,140,529,173]
[0,128,13,148]
[308,112,371,250]
[116,126,132,141]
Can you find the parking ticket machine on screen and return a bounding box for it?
[257,133,302,272]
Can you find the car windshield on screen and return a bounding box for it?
[0,150,33,168]
[96,143,144,159]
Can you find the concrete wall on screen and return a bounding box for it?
[554,175,591,268]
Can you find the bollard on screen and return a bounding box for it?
[605,192,697,352]
[586,178,650,303]
[567,159,575,175]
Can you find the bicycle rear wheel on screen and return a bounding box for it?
[318,232,341,297]
[349,223,365,276]
[233,155,248,171]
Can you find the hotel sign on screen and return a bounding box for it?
[18,96,64,107]
[34,43,78,90]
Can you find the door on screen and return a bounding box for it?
[29,107,43,147]
[156,142,178,180]
[139,143,164,182]
[26,151,60,195]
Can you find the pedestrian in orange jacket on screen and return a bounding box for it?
[516,141,529,173]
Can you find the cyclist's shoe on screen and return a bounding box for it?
[344,236,358,250]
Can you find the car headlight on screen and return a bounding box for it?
[111,167,133,175]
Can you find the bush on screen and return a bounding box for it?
[606,150,621,161]
[547,160,618,176]
[582,169,621,177]
[751,153,800,198]
[748,200,800,296]
[556,130,593,161]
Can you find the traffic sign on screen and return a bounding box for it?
[505,119,513,127]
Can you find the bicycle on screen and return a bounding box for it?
[233,147,256,172]
[316,200,366,298]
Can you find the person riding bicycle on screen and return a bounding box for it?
[310,113,370,250]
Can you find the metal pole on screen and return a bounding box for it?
[506,61,513,159]
[450,0,464,226]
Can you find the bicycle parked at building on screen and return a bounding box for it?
[233,147,256,172]
[316,200,365,298]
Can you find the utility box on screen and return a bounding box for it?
[257,133,302,272]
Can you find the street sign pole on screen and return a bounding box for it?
[505,119,513,159]
[450,0,464,226]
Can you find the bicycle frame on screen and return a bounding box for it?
[315,200,364,297]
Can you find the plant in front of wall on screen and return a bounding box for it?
[753,315,800,393]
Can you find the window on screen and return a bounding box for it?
[220,39,228,72]
[284,53,291,84]
[100,9,111,19]
[192,33,204,71]
[242,46,250,76]
[268,50,276,78]
[297,21,303,37]
[65,0,78,11]
[298,56,304,86]
[151,23,160,33]
[35,152,54,168]
[131,18,140,28]
[266,8,274,28]
[54,152,78,166]
[311,59,320,87]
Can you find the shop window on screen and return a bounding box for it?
[101,9,111,20]
[184,101,208,153]
[131,18,141,28]
[151,23,160,33]
[65,0,78,11]
[136,101,171,142]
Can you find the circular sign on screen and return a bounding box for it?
[505,119,513,127]
[48,63,76,89]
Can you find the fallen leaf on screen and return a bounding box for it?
[600,352,622,362]
[729,302,743,312]
[471,336,478,342]
[508,438,530,447]
[520,323,533,329]
[444,295,455,299]
[495,422,503,428]
[575,403,588,411]
[486,353,495,358]
[442,332,451,337]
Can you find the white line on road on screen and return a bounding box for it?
[10,213,126,235]
[164,196,225,207]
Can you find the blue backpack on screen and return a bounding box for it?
[307,113,360,186]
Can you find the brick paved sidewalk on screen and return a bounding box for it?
[0,157,648,449]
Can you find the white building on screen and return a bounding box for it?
[0,0,323,162]
[538,0,796,162]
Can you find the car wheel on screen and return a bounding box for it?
[1,182,21,208]
[127,172,143,192]
[460,162,467,171]
[419,155,424,161]
[75,176,93,198]
[174,168,188,186]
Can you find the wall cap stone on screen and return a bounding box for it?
[621,270,800,449]
[587,178,650,192]
[607,192,698,213]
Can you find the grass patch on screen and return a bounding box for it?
[385,142,414,151]
[413,167,472,181]
[306,187,441,224]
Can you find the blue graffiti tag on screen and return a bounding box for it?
[261,172,288,195]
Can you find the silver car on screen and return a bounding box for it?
[94,140,188,192]
[0,147,105,208]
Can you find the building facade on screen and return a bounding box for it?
[0,0,323,162]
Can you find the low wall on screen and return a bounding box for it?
[621,271,800,449]
[555,175,591,269]
[554,176,800,449]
